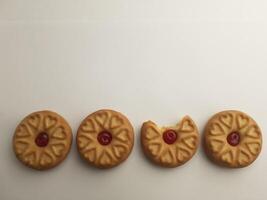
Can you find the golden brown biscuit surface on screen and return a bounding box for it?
[76,109,134,169]
[204,110,262,168]
[141,116,199,168]
[13,110,73,170]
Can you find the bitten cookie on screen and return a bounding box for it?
[13,110,72,170]
[204,110,262,168]
[76,109,134,169]
[141,116,199,168]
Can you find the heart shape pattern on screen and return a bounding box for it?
[51,144,65,157]
[160,150,173,164]
[246,142,261,155]
[24,152,36,165]
[16,125,31,137]
[40,153,53,166]
[148,143,162,156]
[180,119,194,132]
[238,150,250,165]
[209,139,224,153]
[142,117,199,167]
[176,147,190,162]
[113,145,126,158]
[219,114,233,128]
[77,136,90,149]
[99,152,111,165]
[82,119,95,132]
[84,148,96,162]
[182,136,197,149]
[109,115,123,129]
[115,129,130,142]
[246,125,261,138]
[44,116,57,129]
[221,151,233,164]
[145,127,160,140]
[77,110,134,168]
[15,141,29,155]
[28,115,40,128]
[210,123,225,136]
[95,112,108,127]
[205,111,262,168]
[52,126,66,139]
[237,114,249,129]
[14,111,73,170]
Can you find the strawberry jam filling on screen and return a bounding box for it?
[227,132,240,146]
[35,132,49,147]
[97,131,112,145]
[163,130,177,144]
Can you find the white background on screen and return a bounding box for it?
[0,1,267,200]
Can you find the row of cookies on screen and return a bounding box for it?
[13,109,262,170]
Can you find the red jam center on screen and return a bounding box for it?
[227,132,240,146]
[97,131,112,145]
[163,130,177,144]
[35,132,49,147]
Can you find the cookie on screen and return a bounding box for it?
[141,116,199,167]
[13,110,72,170]
[204,110,262,168]
[76,109,134,169]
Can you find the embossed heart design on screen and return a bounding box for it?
[95,112,108,127]
[238,150,250,165]
[40,153,53,166]
[51,144,65,157]
[221,151,233,164]
[28,115,40,128]
[246,125,261,138]
[210,123,225,136]
[15,141,29,155]
[183,136,197,149]
[52,126,66,139]
[24,152,36,165]
[180,119,194,132]
[16,125,31,137]
[84,148,96,162]
[219,114,233,128]
[109,115,123,129]
[148,143,162,156]
[78,136,90,149]
[209,139,224,153]
[82,119,95,132]
[237,114,249,129]
[44,116,57,129]
[145,127,160,140]
[113,145,126,158]
[160,150,173,164]
[115,129,130,142]
[99,152,111,165]
[246,142,261,155]
[177,147,190,162]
